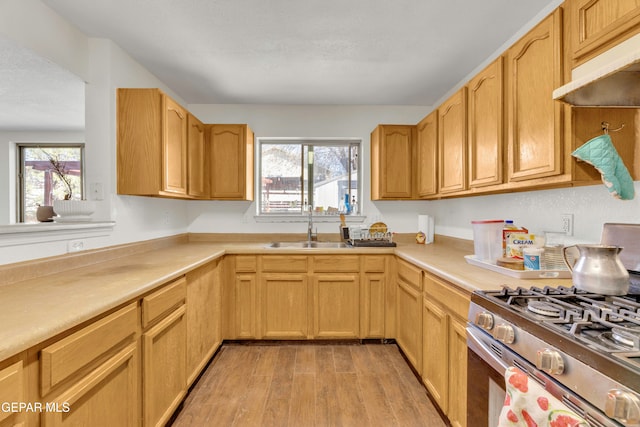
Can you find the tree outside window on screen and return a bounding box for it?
[18,144,84,223]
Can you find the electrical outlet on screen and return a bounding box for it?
[67,239,84,252]
[561,214,573,236]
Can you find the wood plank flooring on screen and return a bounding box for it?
[170,343,446,427]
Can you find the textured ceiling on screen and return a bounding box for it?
[0,35,84,131]
[2,0,558,130]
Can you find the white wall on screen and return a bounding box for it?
[0,1,190,264]
[186,104,430,235]
[187,104,640,244]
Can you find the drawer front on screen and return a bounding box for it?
[261,255,308,272]
[235,255,257,273]
[142,277,187,328]
[397,259,422,291]
[41,302,138,396]
[423,272,470,320]
[362,255,387,272]
[313,255,359,272]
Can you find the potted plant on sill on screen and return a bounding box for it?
[42,148,95,221]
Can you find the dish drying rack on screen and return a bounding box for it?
[349,231,397,247]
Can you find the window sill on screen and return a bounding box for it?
[254,215,366,223]
[0,222,115,247]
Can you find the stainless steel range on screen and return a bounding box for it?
[467,224,640,427]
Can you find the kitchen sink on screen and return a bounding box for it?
[267,241,349,249]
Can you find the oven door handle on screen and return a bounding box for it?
[467,326,510,374]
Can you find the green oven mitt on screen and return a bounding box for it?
[572,134,635,200]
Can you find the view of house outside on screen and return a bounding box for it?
[259,141,359,215]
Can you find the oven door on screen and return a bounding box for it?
[466,324,623,427]
[467,325,509,427]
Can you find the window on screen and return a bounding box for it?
[17,144,85,223]
[259,139,360,216]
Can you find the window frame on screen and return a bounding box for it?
[256,137,362,220]
[16,142,86,223]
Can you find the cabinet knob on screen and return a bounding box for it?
[475,312,494,330]
[494,324,515,344]
[535,348,564,375]
[605,389,640,423]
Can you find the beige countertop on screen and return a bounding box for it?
[0,238,572,361]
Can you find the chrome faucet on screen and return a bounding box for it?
[307,208,317,242]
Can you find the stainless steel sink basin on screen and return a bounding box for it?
[267,241,349,249]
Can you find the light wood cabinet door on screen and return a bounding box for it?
[42,344,138,427]
[370,124,415,199]
[438,88,467,194]
[186,260,221,386]
[396,276,422,374]
[261,274,309,339]
[507,10,563,182]
[361,272,385,338]
[209,124,254,200]
[187,113,208,198]
[142,306,187,427]
[448,318,468,427]
[422,297,449,414]
[234,273,258,339]
[0,360,24,427]
[468,57,504,188]
[117,88,192,198]
[416,111,438,198]
[313,274,360,338]
[163,96,188,195]
[570,0,640,64]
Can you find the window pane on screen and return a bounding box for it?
[21,146,83,223]
[261,144,302,213]
[314,145,356,213]
[259,140,360,216]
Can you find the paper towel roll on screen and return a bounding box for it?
[418,215,434,244]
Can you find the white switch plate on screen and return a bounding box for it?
[90,182,104,200]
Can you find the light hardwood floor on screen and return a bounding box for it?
[169,343,446,427]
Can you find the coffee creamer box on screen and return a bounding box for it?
[505,233,538,259]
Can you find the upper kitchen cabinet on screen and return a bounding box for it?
[569,0,640,65]
[467,57,504,189]
[506,9,564,184]
[438,88,468,194]
[117,88,190,198]
[209,124,254,200]
[371,125,416,200]
[187,113,209,198]
[416,111,438,198]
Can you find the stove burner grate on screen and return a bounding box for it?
[527,300,564,317]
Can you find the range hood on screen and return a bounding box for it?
[553,37,640,107]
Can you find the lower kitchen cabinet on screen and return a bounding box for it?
[39,303,140,427]
[396,259,423,374]
[228,255,259,340]
[313,274,360,338]
[422,271,470,427]
[261,273,309,339]
[361,255,388,338]
[43,344,139,427]
[186,259,221,386]
[141,278,187,427]
[422,297,448,413]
